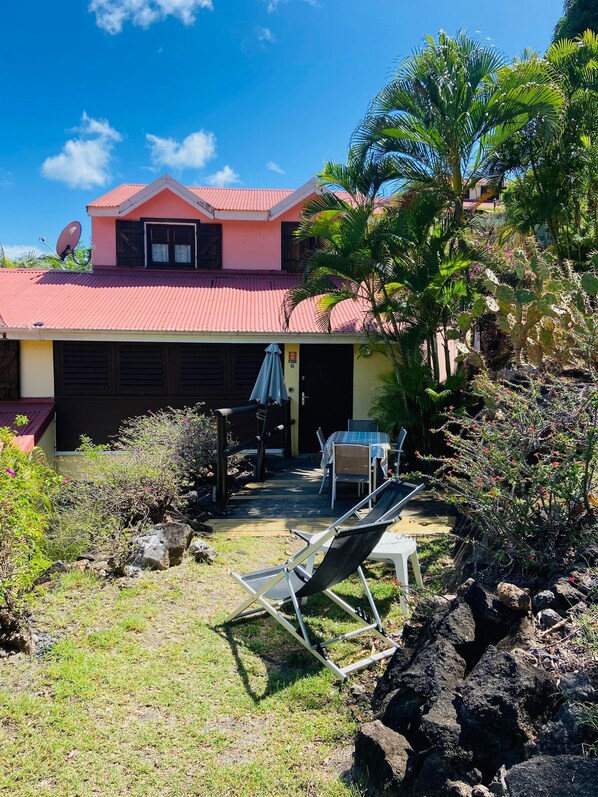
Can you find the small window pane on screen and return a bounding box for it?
[175,244,192,264]
[152,243,169,262]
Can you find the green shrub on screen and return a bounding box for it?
[369,360,468,465]
[463,245,598,377]
[433,372,598,575]
[0,428,60,612]
[50,439,181,568]
[116,405,218,485]
[48,405,219,566]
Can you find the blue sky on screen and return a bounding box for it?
[1,0,562,257]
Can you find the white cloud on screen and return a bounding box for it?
[89,0,213,34]
[146,130,216,170]
[265,0,317,10]
[266,160,285,174]
[1,245,43,260]
[41,112,122,190]
[207,165,241,186]
[256,26,275,43]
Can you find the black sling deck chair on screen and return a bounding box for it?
[226,479,424,680]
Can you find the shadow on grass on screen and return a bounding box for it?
[217,620,322,703]
[214,580,400,703]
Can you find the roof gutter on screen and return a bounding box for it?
[0,327,365,344]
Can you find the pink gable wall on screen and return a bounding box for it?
[91,188,304,271]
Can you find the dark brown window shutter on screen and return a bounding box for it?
[231,344,267,393]
[281,222,301,272]
[117,344,167,394]
[0,340,19,400]
[197,224,222,270]
[180,344,227,394]
[281,222,321,273]
[57,342,114,395]
[116,220,144,267]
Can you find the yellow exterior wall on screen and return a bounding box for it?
[352,345,390,421]
[36,422,56,468]
[55,451,127,478]
[283,343,300,455]
[20,340,54,397]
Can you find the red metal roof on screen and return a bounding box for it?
[89,184,295,212]
[463,200,504,212]
[0,269,364,335]
[0,400,55,453]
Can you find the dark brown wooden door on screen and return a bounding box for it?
[298,344,354,453]
[0,341,19,400]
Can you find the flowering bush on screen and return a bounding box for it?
[433,372,598,574]
[0,427,60,613]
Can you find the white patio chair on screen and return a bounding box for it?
[331,443,373,509]
[316,426,330,495]
[389,427,407,477]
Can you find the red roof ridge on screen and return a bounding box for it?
[87,176,310,213]
[189,185,294,192]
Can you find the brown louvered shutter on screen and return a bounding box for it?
[180,344,227,395]
[281,222,322,273]
[57,342,114,396]
[231,344,267,394]
[0,341,19,400]
[116,220,144,267]
[117,344,167,395]
[197,224,222,270]
[281,222,301,272]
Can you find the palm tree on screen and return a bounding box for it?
[283,150,407,374]
[499,31,598,261]
[283,152,471,386]
[0,244,92,270]
[354,31,563,225]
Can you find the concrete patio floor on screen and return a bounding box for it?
[211,456,455,538]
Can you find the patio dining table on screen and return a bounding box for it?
[323,430,391,476]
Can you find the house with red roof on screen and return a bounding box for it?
[0,174,389,466]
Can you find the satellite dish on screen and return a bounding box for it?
[40,221,91,267]
[56,221,82,261]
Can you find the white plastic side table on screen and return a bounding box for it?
[309,531,423,612]
[366,532,423,591]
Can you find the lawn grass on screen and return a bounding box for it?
[0,534,445,797]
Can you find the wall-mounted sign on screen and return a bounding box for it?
[288,350,297,368]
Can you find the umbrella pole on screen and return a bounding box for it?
[255,403,269,482]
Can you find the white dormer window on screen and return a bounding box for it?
[115,219,223,269]
[146,223,195,268]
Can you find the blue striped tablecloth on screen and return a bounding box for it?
[324,430,391,474]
